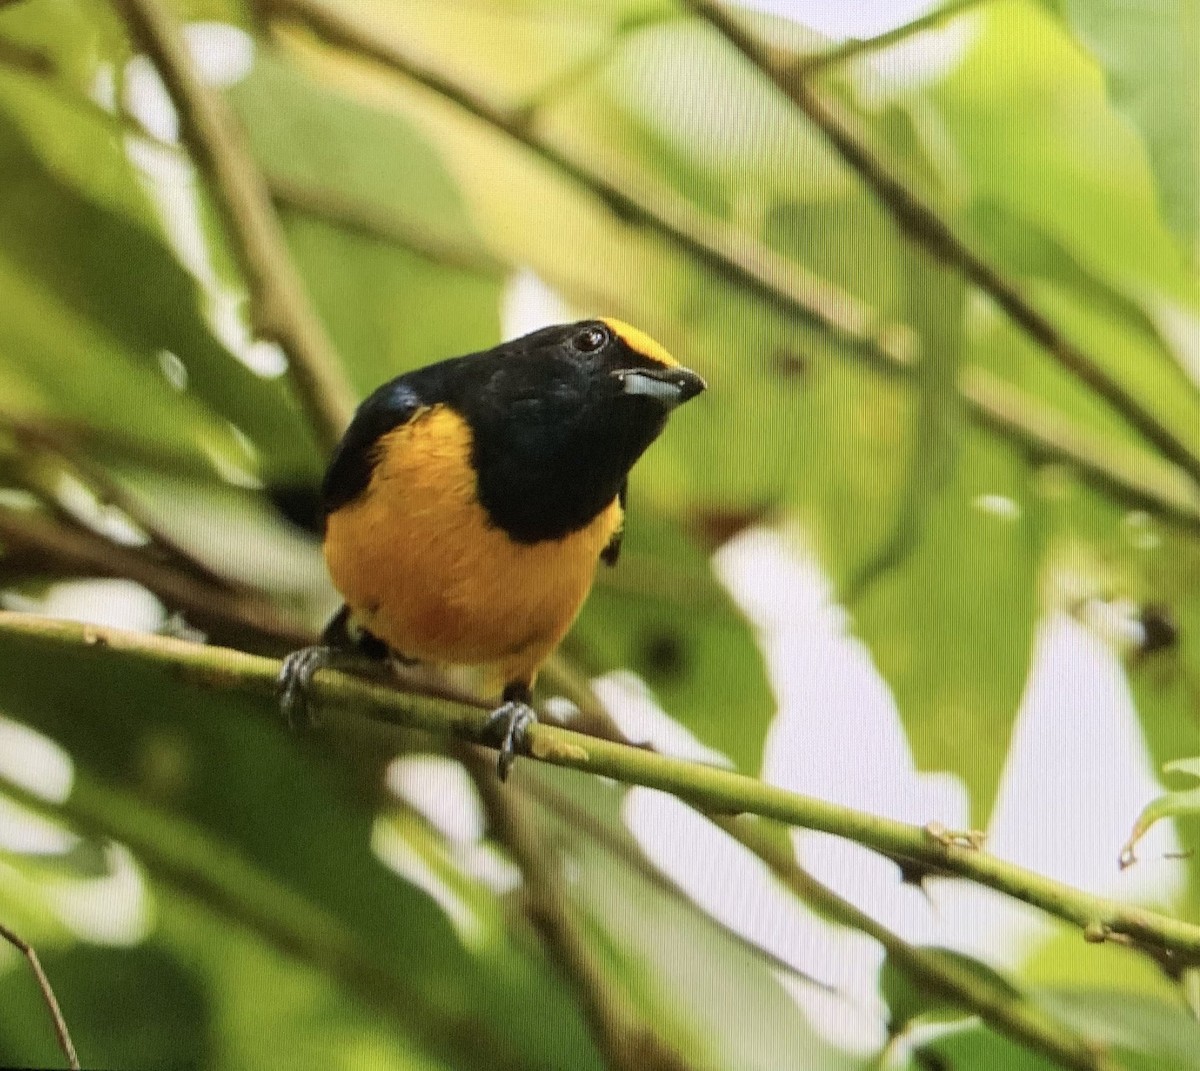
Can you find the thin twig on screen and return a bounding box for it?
[2,612,1198,973]
[1,413,239,592]
[0,922,80,1070]
[0,508,312,649]
[790,0,993,77]
[687,0,1200,491]
[111,0,356,453]
[267,173,508,277]
[262,0,900,361]
[263,0,1200,533]
[466,750,701,1071]
[0,777,538,1071]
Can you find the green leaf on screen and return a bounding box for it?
[1120,757,1200,869]
[880,946,1022,1034]
[568,508,774,773]
[1055,0,1200,257]
[852,432,1041,825]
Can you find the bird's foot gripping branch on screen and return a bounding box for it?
[4,610,1200,974]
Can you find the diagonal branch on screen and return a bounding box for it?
[0,922,80,1070]
[791,0,994,77]
[686,0,1200,490]
[466,750,701,1071]
[262,0,900,361]
[111,0,356,453]
[2,611,1197,976]
[0,508,312,649]
[262,0,1200,533]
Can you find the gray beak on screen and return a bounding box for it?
[614,367,707,409]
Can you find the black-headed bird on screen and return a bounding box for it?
[278,318,705,777]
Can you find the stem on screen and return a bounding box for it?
[267,173,508,277]
[0,922,80,1070]
[111,0,356,453]
[686,0,1200,491]
[467,751,701,1071]
[0,508,312,649]
[792,0,993,77]
[715,816,1119,1071]
[263,0,1200,532]
[2,611,1197,970]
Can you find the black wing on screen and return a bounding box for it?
[321,374,429,516]
[601,478,627,566]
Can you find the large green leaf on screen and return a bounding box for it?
[851,430,1041,825]
[1054,0,1200,258]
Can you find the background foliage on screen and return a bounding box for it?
[2,0,1200,1068]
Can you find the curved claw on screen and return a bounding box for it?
[483,700,537,781]
[277,645,334,729]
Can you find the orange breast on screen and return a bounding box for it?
[323,404,621,689]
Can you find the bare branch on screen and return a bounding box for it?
[111,0,356,453]
[0,922,80,1070]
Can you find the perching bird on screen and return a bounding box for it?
[278,318,705,777]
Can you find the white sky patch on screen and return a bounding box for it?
[182,23,255,89]
[46,844,153,946]
[624,789,888,1056]
[972,492,1021,520]
[121,41,288,386]
[89,62,117,113]
[0,717,74,804]
[123,54,180,143]
[385,755,485,844]
[501,269,575,340]
[157,349,189,391]
[0,796,78,855]
[449,841,522,897]
[715,527,969,953]
[53,472,148,547]
[666,523,1191,1047]
[854,17,977,99]
[986,613,1182,905]
[731,0,941,40]
[1151,297,1200,389]
[594,670,733,767]
[15,578,167,634]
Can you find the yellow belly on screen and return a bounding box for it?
[323,404,621,689]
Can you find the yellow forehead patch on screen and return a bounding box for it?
[600,317,680,368]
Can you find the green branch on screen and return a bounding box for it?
[111,0,356,453]
[685,0,1200,492]
[790,0,994,77]
[263,0,1200,535]
[3,611,1196,973]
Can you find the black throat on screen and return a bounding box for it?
[467,395,666,543]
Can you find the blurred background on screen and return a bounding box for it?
[2,0,1200,1067]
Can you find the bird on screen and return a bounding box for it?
[277,317,706,778]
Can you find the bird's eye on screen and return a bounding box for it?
[573,325,608,353]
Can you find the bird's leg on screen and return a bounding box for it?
[277,605,390,729]
[484,681,537,782]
